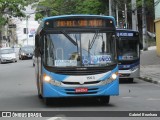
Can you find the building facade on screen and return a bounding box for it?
[155,0,160,56]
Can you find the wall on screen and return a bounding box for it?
[155,19,160,56]
[154,0,160,56]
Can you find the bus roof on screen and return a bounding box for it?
[35,15,116,35]
[42,14,115,22]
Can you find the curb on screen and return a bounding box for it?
[139,76,160,86]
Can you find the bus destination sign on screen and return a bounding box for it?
[55,19,107,27]
[45,19,114,28]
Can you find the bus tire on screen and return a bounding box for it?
[129,78,133,83]
[38,88,42,99]
[99,96,110,105]
[37,78,42,99]
[44,98,52,106]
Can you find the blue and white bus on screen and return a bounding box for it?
[116,29,141,82]
[35,15,119,105]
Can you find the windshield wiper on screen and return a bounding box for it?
[89,32,98,49]
[61,31,78,46]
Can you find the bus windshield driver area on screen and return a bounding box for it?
[118,37,139,61]
[44,31,116,68]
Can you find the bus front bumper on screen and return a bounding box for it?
[42,79,119,98]
[119,68,140,78]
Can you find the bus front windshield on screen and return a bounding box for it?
[118,39,139,61]
[44,31,117,67]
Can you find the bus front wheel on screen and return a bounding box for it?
[44,98,52,106]
[98,96,110,105]
[37,76,42,99]
[129,78,133,83]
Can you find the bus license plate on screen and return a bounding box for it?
[75,88,88,93]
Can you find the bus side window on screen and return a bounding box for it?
[35,35,40,57]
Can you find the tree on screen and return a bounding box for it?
[34,0,108,20]
[0,0,38,46]
[0,0,38,27]
[75,0,104,14]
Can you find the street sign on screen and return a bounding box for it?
[8,24,16,28]
[29,35,33,37]
[30,28,36,35]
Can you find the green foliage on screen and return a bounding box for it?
[137,0,154,18]
[0,0,37,27]
[75,0,104,14]
[35,0,107,20]
[0,15,7,26]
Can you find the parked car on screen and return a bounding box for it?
[12,46,20,58]
[19,45,34,60]
[0,47,17,64]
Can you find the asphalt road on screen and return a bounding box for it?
[0,60,160,120]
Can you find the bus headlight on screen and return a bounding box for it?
[43,74,61,86]
[131,66,138,71]
[43,74,52,82]
[111,73,118,80]
[101,72,118,85]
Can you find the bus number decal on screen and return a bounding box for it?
[117,33,134,37]
[87,76,95,80]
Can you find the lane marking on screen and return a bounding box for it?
[122,97,133,99]
[147,98,160,101]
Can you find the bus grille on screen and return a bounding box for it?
[53,68,106,75]
[62,81,101,85]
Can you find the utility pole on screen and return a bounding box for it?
[109,0,112,16]
[142,0,148,50]
[26,15,29,46]
[124,3,128,29]
[131,0,138,30]
[116,3,119,28]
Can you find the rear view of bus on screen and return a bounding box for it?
[35,15,119,105]
[117,29,140,82]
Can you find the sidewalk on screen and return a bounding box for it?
[139,46,160,85]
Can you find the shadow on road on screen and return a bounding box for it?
[38,97,115,108]
[119,78,138,84]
